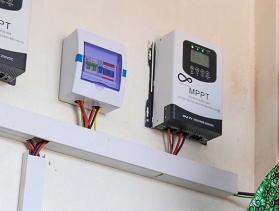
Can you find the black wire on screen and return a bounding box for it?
[88,106,96,129]
[147,44,153,93]
[89,106,100,129]
[236,192,255,197]
[175,134,186,155]
[33,142,44,156]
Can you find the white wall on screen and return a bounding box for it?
[0,0,256,210]
[255,0,278,187]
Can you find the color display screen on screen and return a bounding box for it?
[81,42,122,91]
[190,50,210,68]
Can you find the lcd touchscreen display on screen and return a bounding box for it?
[81,42,122,91]
[190,50,209,68]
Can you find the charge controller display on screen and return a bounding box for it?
[145,31,223,144]
[183,41,217,83]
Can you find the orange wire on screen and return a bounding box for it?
[26,142,34,155]
[76,100,90,128]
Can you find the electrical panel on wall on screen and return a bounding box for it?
[145,31,223,144]
[59,29,127,113]
[0,0,31,85]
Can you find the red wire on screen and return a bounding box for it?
[28,140,35,150]
[76,100,85,125]
[34,141,48,156]
[167,128,172,154]
[173,132,183,155]
[26,141,34,155]
[77,100,90,128]
[26,140,35,155]
[33,142,42,155]
[175,134,186,155]
[79,101,87,127]
[162,131,167,153]
[25,139,48,156]
[88,106,96,125]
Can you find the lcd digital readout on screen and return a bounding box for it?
[190,50,209,68]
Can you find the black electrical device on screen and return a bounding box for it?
[0,48,26,85]
[0,0,30,85]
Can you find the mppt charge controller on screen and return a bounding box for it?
[0,0,31,85]
[145,31,223,144]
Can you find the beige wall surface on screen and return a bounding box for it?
[0,0,256,210]
[255,0,278,187]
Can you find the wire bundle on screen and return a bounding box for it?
[75,100,100,130]
[234,192,254,199]
[163,128,186,155]
[26,139,48,157]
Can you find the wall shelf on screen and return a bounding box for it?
[0,102,237,197]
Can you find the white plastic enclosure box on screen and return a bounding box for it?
[59,29,127,113]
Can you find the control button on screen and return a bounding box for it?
[195,68,199,77]
[200,69,205,77]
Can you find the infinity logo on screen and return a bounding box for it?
[178,73,192,83]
